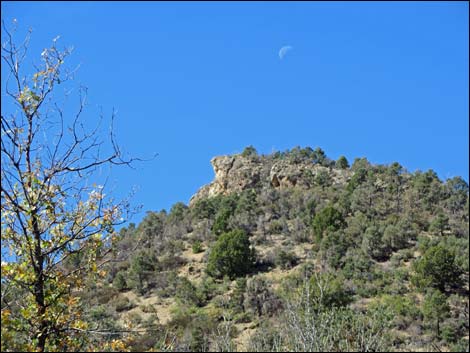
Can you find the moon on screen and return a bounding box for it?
[279,45,293,60]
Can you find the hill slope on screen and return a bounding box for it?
[83,146,469,352]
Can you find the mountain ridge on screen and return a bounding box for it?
[61,146,470,351]
[190,147,352,206]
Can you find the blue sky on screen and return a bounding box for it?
[1,1,468,224]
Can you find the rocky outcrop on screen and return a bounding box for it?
[189,156,263,205]
[269,159,350,189]
[189,154,351,206]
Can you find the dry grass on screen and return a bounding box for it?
[233,322,258,352]
[118,290,175,326]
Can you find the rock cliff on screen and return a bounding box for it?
[189,153,352,206]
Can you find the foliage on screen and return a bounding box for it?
[1,25,139,352]
[319,230,351,269]
[247,320,283,352]
[361,224,390,261]
[412,245,462,292]
[311,147,329,166]
[229,277,247,314]
[422,289,450,338]
[191,240,203,254]
[241,145,258,158]
[113,271,129,292]
[212,208,232,236]
[2,13,469,353]
[167,202,188,224]
[128,249,159,294]
[315,169,332,188]
[137,211,165,245]
[274,249,299,270]
[268,277,393,352]
[371,294,421,329]
[191,198,218,220]
[429,212,450,236]
[443,176,469,214]
[312,206,346,242]
[206,229,255,279]
[411,169,443,212]
[114,296,136,312]
[382,224,407,252]
[306,272,352,309]
[97,144,468,351]
[335,155,350,169]
[244,276,283,317]
[175,277,202,307]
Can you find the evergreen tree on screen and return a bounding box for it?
[206,229,255,279]
[312,206,345,243]
[422,289,450,338]
[335,156,350,169]
[413,245,462,292]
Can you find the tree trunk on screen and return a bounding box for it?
[32,213,47,352]
[34,258,47,352]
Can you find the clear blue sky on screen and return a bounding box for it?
[2,2,468,224]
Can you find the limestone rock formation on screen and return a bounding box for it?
[189,153,352,206]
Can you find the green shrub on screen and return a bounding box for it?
[441,323,458,344]
[422,289,450,338]
[229,277,247,313]
[274,249,298,270]
[196,275,222,302]
[191,198,217,220]
[382,224,407,252]
[125,311,143,326]
[450,338,470,352]
[241,145,258,158]
[168,302,197,329]
[361,224,391,261]
[373,294,421,324]
[308,273,352,309]
[244,276,283,317]
[212,208,232,235]
[312,206,345,242]
[167,202,188,224]
[412,245,462,292]
[128,249,159,294]
[206,229,255,279]
[113,271,128,292]
[114,296,135,312]
[320,230,350,269]
[192,240,203,254]
[94,285,119,305]
[268,220,284,235]
[315,170,332,188]
[175,277,202,306]
[336,156,350,169]
[341,248,374,282]
[429,212,450,236]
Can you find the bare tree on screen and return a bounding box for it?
[281,276,392,352]
[1,22,145,351]
[210,313,236,352]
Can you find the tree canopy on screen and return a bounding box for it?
[1,25,138,351]
[412,245,462,292]
[206,229,255,279]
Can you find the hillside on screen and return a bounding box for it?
[76,146,469,351]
